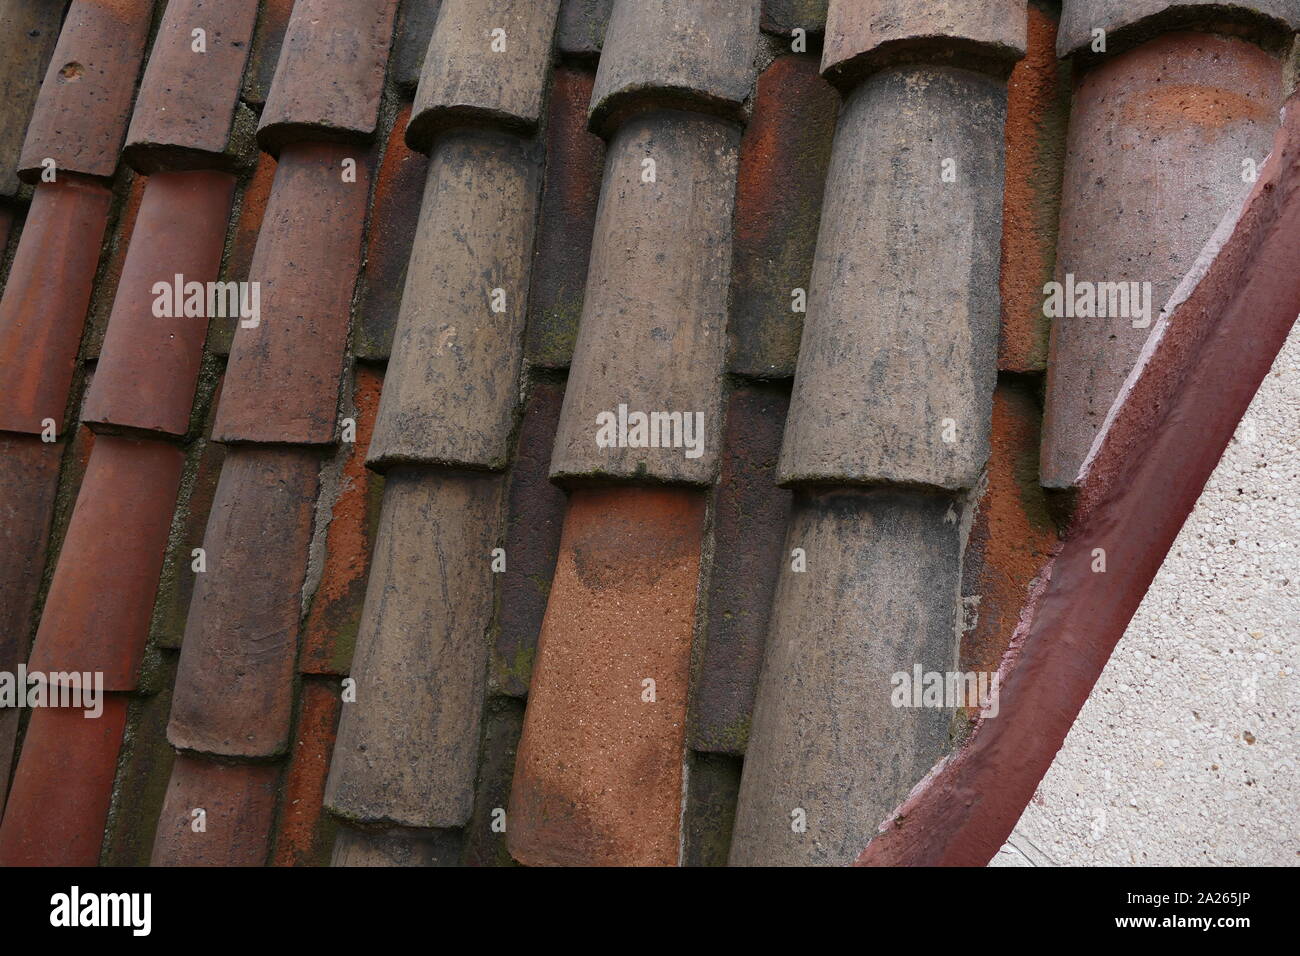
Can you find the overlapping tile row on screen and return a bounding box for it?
[730,0,1027,865]
[150,0,398,866]
[323,0,561,866]
[0,0,257,865]
[0,0,151,829]
[508,0,760,866]
[1040,0,1294,487]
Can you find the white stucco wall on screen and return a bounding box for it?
[993,320,1300,867]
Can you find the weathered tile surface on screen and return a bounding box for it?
[214,142,371,445]
[407,0,561,149]
[83,170,235,436]
[0,0,64,196]
[167,446,321,757]
[368,131,539,470]
[28,436,184,690]
[151,753,279,866]
[1040,33,1282,487]
[549,112,740,485]
[325,470,502,828]
[17,0,153,182]
[0,178,112,434]
[730,489,961,866]
[508,487,704,866]
[124,0,259,172]
[257,0,399,155]
[778,67,1007,490]
[1058,0,1300,59]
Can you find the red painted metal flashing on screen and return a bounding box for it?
[856,92,1300,867]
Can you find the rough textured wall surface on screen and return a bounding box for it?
[995,321,1300,866]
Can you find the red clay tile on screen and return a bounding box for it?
[241,0,294,105]
[17,0,154,183]
[1058,0,1300,62]
[0,434,63,674]
[0,203,12,256]
[257,0,399,155]
[300,366,383,675]
[225,151,276,282]
[0,698,129,867]
[1040,32,1283,487]
[271,680,342,866]
[28,435,185,691]
[150,753,279,866]
[0,433,63,814]
[83,170,236,436]
[999,1,1070,373]
[0,177,112,434]
[525,66,605,370]
[167,446,321,757]
[124,0,260,172]
[960,382,1058,676]
[509,487,705,866]
[0,0,64,197]
[83,172,147,359]
[354,105,428,359]
[728,54,838,379]
[493,381,567,697]
[690,386,791,754]
[214,143,371,445]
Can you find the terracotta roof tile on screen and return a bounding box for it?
[555,0,612,59]
[211,150,276,354]
[822,0,1028,88]
[407,0,561,149]
[214,142,371,445]
[331,824,462,866]
[367,131,539,470]
[0,698,129,866]
[150,753,278,865]
[726,54,837,379]
[998,0,1070,373]
[508,487,705,866]
[389,0,441,94]
[81,172,146,360]
[689,386,790,755]
[777,66,1007,490]
[353,104,427,360]
[492,381,566,697]
[588,0,760,134]
[731,489,961,865]
[0,433,62,811]
[0,177,112,434]
[524,65,604,370]
[325,470,502,828]
[124,0,260,173]
[1058,0,1300,59]
[240,0,293,105]
[28,435,184,690]
[83,170,236,436]
[299,366,383,675]
[17,0,154,183]
[257,0,399,155]
[549,112,740,485]
[270,679,342,866]
[0,0,64,197]
[167,446,321,757]
[1041,30,1283,486]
